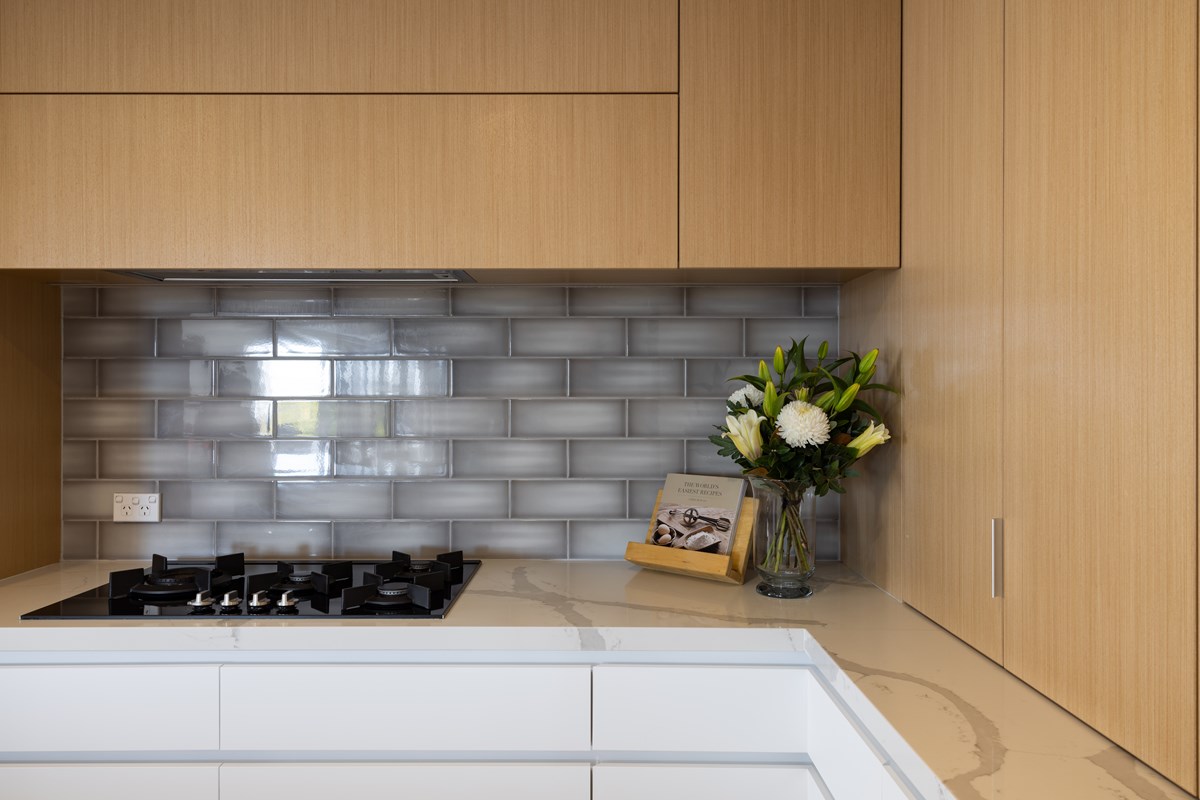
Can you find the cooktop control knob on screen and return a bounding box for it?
[248,590,272,608]
[276,589,298,608]
[186,591,214,608]
[219,590,241,608]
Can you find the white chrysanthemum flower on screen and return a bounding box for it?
[776,401,832,449]
[727,384,765,408]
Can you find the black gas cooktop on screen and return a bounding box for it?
[21,551,480,620]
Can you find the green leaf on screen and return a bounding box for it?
[850,398,884,421]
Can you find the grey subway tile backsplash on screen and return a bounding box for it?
[62,283,840,560]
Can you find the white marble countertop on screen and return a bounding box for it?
[0,558,1191,800]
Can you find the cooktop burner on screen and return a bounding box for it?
[20,551,480,620]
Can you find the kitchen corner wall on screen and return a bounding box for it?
[60,284,839,561]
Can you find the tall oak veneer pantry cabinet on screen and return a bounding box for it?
[843,0,1200,792]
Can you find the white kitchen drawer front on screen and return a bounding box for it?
[220,665,591,751]
[0,666,219,752]
[221,763,590,799]
[593,764,823,799]
[807,676,891,799]
[0,764,218,800]
[592,665,807,753]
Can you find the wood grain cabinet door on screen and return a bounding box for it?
[0,94,677,270]
[680,0,900,269]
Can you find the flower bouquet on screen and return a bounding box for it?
[710,339,894,598]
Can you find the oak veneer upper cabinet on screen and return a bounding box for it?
[679,0,900,269]
[0,95,677,270]
[0,0,677,92]
[1004,0,1196,791]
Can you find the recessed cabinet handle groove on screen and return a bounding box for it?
[991,519,1004,599]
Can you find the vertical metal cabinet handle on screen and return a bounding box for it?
[991,519,1004,598]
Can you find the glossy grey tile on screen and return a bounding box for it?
[684,440,744,477]
[63,319,156,357]
[452,286,565,317]
[158,400,274,439]
[61,522,98,559]
[62,441,97,480]
[686,286,803,317]
[160,480,273,520]
[394,318,508,356]
[218,360,332,398]
[63,480,157,520]
[452,440,566,478]
[335,439,448,477]
[629,398,725,437]
[568,520,642,559]
[394,480,508,519]
[569,359,683,397]
[62,360,97,398]
[804,286,839,317]
[333,287,449,317]
[99,287,215,318]
[452,359,566,397]
[745,318,838,358]
[276,319,392,356]
[628,479,663,518]
[216,288,331,317]
[216,522,332,559]
[277,481,392,520]
[511,319,625,356]
[394,399,508,438]
[157,319,273,357]
[511,480,625,519]
[334,359,448,397]
[628,319,743,357]
[100,522,215,559]
[333,521,451,558]
[276,400,389,438]
[569,440,683,479]
[815,520,840,560]
[61,287,97,317]
[511,399,625,437]
[217,440,333,478]
[451,522,568,558]
[100,441,214,479]
[99,359,214,398]
[686,358,762,397]
[569,287,683,317]
[63,400,156,439]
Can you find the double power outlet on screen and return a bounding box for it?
[113,493,162,523]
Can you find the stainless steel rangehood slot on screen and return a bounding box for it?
[117,269,473,284]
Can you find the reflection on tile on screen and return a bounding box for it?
[451,521,568,558]
[686,358,761,398]
[746,318,838,358]
[815,520,840,561]
[569,287,683,317]
[217,440,333,478]
[569,359,683,397]
[629,398,724,437]
[277,481,392,520]
[452,440,566,478]
[99,359,214,398]
[216,522,332,559]
[61,287,96,317]
[161,480,273,520]
[158,319,273,357]
[452,359,566,397]
[63,480,157,519]
[100,522,215,559]
[394,399,508,438]
[62,441,97,479]
[334,360,448,397]
[394,318,508,356]
[569,440,682,479]
[511,400,625,437]
[62,522,98,559]
[568,520,642,559]
[335,439,448,477]
[62,360,97,398]
[218,360,331,398]
[804,286,839,317]
[276,400,389,438]
[686,286,803,317]
[511,319,625,356]
[628,319,743,357]
[63,400,156,438]
[511,480,625,518]
[99,287,215,317]
[333,521,451,558]
[63,319,156,357]
[276,319,392,356]
[158,400,273,439]
[333,287,449,317]
[100,441,214,479]
[684,440,743,477]
[452,286,565,316]
[628,480,662,518]
[394,480,508,519]
[216,288,331,317]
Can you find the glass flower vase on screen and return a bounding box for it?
[748,478,817,599]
